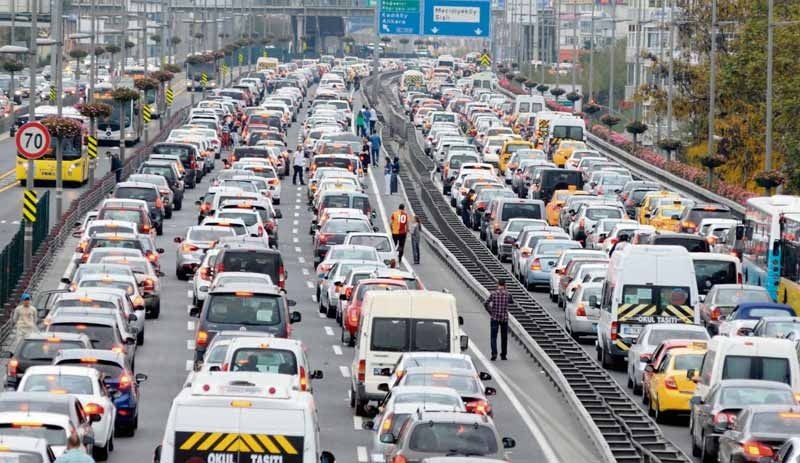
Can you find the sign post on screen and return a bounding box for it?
[15,121,50,270]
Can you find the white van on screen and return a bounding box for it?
[514,95,545,115]
[350,290,467,415]
[693,336,800,401]
[549,114,586,146]
[156,372,335,463]
[690,252,742,302]
[596,245,699,367]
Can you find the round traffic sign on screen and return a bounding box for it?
[15,121,51,160]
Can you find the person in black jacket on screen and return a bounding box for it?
[461,189,475,227]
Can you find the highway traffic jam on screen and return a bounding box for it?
[3,51,800,463]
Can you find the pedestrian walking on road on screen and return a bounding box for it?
[369,106,378,134]
[390,156,400,195]
[384,156,392,194]
[12,293,38,342]
[54,432,94,463]
[410,215,421,265]
[292,149,305,185]
[391,204,410,264]
[484,279,512,361]
[356,110,366,137]
[369,132,382,166]
[109,151,122,182]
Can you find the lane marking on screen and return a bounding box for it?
[298,256,306,264]
[295,246,302,253]
[356,446,368,462]
[311,295,317,303]
[353,416,362,430]
[293,220,299,225]
[0,181,17,194]
[295,204,300,210]
[187,340,195,350]
[187,290,192,299]
[318,311,325,318]
[187,321,195,331]
[0,168,15,181]
[339,366,351,378]
[293,237,299,243]
[293,212,299,217]
[333,345,342,356]
[185,360,194,371]
[324,326,334,336]
[302,268,309,276]
[306,280,314,288]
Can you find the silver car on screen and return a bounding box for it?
[174,225,236,280]
[495,218,547,262]
[564,282,602,340]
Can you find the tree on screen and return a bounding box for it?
[578,39,627,111]
[700,153,726,188]
[111,87,140,162]
[550,87,565,98]
[125,40,135,50]
[68,49,88,82]
[600,114,621,130]
[93,46,105,56]
[625,121,648,149]
[536,84,549,96]
[150,34,161,44]
[2,60,24,105]
[658,138,682,161]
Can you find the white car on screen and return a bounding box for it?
[72,219,139,265]
[211,209,269,248]
[342,232,398,266]
[0,411,78,457]
[239,163,282,204]
[221,336,323,392]
[18,366,116,460]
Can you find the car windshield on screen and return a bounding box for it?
[19,340,85,360]
[501,204,542,221]
[715,289,772,306]
[216,212,258,227]
[115,187,157,202]
[189,228,235,242]
[586,208,622,220]
[347,236,392,252]
[0,423,66,447]
[762,322,800,337]
[99,210,141,223]
[323,220,371,234]
[229,348,297,374]
[206,294,281,325]
[48,323,115,350]
[694,260,738,294]
[370,318,450,352]
[537,241,581,255]
[719,386,795,407]
[22,374,93,394]
[408,422,498,454]
[722,356,791,384]
[750,412,800,435]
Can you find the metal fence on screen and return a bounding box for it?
[0,191,49,311]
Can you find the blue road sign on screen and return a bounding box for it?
[379,0,422,35]
[423,0,491,38]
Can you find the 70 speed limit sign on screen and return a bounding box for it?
[15,121,51,160]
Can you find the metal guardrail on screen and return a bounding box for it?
[0,102,193,343]
[492,85,746,219]
[369,72,692,463]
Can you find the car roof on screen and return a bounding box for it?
[23,365,102,378]
[0,392,75,405]
[20,332,90,342]
[208,281,283,296]
[47,315,115,326]
[52,348,125,363]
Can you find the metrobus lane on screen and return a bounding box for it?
[425,157,698,461]
[0,76,193,247]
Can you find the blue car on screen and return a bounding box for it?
[52,348,147,436]
[718,302,796,337]
[522,239,582,290]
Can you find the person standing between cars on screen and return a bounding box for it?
[361,106,371,137]
[410,215,422,265]
[54,432,94,463]
[109,151,122,182]
[292,149,305,185]
[485,279,512,361]
[356,110,366,137]
[12,293,38,342]
[391,204,410,263]
[461,189,475,227]
[369,132,382,166]
[390,156,400,195]
[369,106,378,134]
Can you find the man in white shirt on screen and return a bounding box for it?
[292,149,306,185]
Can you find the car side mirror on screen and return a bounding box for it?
[644,364,654,373]
[484,386,497,396]
[479,371,492,381]
[0,351,13,359]
[371,210,377,219]
[377,383,390,392]
[287,299,297,307]
[157,248,165,254]
[460,335,469,351]
[125,337,136,345]
[274,209,283,219]
[502,437,516,449]
[713,421,730,433]
[82,434,95,448]
[90,413,101,423]
[188,306,201,318]
[379,433,396,444]
[173,237,183,243]
[311,370,323,379]
[686,369,697,381]
[194,200,202,206]
[735,224,745,240]
[671,215,680,220]
[153,444,162,463]
[373,226,379,232]
[128,314,138,322]
[458,316,464,326]
[60,277,71,284]
[290,311,302,324]
[135,373,148,384]
[362,420,375,430]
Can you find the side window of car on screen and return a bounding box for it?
[75,401,88,424]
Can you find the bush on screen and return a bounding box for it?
[657,138,681,153]
[104,44,121,54]
[124,41,135,49]
[536,84,549,94]
[76,102,113,119]
[68,49,88,60]
[41,116,82,139]
[185,55,206,65]
[150,34,161,43]
[150,70,175,83]
[584,103,601,114]
[754,170,785,189]
[550,87,565,97]
[162,64,181,73]
[565,92,581,102]
[600,114,621,127]
[700,153,726,169]
[194,33,204,40]
[134,77,158,91]
[111,87,140,102]
[93,46,106,56]
[1,60,24,74]
[625,120,648,135]
[169,37,182,46]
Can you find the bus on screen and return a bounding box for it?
[123,65,159,118]
[741,196,800,300]
[15,106,90,185]
[777,212,800,311]
[94,81,141,146]
[256,57,279,73]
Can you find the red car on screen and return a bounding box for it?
[341,279,407,346]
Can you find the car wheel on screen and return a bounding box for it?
[701,434,715,463]
[115,423,135,438]
[349,386,356,408]
[341,326,348,344]
[273,198,280,205]
[326,303,336,319]
[626,371,633,389]
[600,344,614,369]
[176,269,188,281]
[355,399,369,417]
[632,380,642,396]
[165,207,173,219]
[690,418,702,457]
[93,437,110,461]
[150,301,160,319]
[137,329,144,346]
[174,199,182,211]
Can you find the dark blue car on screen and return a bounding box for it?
[723,302,796,336]
[52,348,147,436]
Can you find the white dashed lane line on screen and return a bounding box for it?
[306,280,313,288]
[324,326,334,336]
[357,446,368,462]
[187,321,195,331]
[339,366,351,378]
[332,345,342,356]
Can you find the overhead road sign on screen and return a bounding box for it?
[16,121,51,160]
[423,0,491,37]
[378,0,421,35]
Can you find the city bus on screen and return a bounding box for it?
[123,65,159,118]
[741,196,800,300]
[15,106,90,185]
[778,212,800,311]
[94,81,141,146]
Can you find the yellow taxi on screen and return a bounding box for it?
[546,188,588,226]
[637,191,681,224]
[647,345,706,422]
[498,140,535,173]
[646,203,686,231]
[552,140,588,168]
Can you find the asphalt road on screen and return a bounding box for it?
[27,85,604,463]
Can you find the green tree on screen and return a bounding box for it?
[578,39,627,112]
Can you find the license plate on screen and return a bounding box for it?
[621,324,642,337]
[219,385,264,395]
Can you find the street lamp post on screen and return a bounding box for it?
[707,0,718,164]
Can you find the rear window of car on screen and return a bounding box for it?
[370,318,450,352]
[220,250,280,277]
[322,195,350,209]
[48,323,116,350]
[230,348,297,374]
[694,260,738,294]
[722,356,791,384]
[92,239,141,250]
[19,340,85,360]
[348,236,391,252]
[652,237,709,252]
[22,373,93,394]
[98,209,142,223]
[322,219,371,234]
[314,157,355,170]
[501,203,542,221]
[153,144,193,162]
[408,422,498,454]
[687,208,732,223]
[586,208,622,220]
[189,228,236,241]
[139,165,176,181]
[216,212,258,227]
[56,359,123,378]
[115,187,157,202]
[206,293,281,325]
[0,423,66,447]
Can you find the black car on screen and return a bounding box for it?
[0,332,92,389]
[112,182,165,234]
[137,161,185,210]
[716,404,800,463]
[212,242,288,291]
[151,143,201,187]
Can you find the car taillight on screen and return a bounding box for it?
[142,224,150,233]
[356,359,367,382]
[392,456,408,463]
[257,225,264,237]
[299,366,308,391]
[111,345,125,354]
[530,258,541,271]
[742,441,774,459]
[7,360,18,377]
[318,234,331,243]
[710,306,721,321]
[147,252,158,263]
[81,253,89,263]
[199,267,211,281]
[76,240,87,252]
[196,330,209,348]
[610,321,619,341]
[597,186,604,195]
[610,238,619,245]
[576,303,586,317]
[737,273,743,284]
[664,376,678,390]
[155,197,163,209]
[465,399,490,415]
[143,278,155,291]
[278,265,285,289]
[345,286,353,300]
[182,244,199,253]
[349,309,359,325]
[118,374,132,390]
[83,403,104,416]
[201,203,210,212]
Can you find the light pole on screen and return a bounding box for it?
[707,0,718,164]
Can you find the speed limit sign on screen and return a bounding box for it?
[15,121,51,160]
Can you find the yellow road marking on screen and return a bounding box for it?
[0,181,18,194]
[0,168,15,181]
